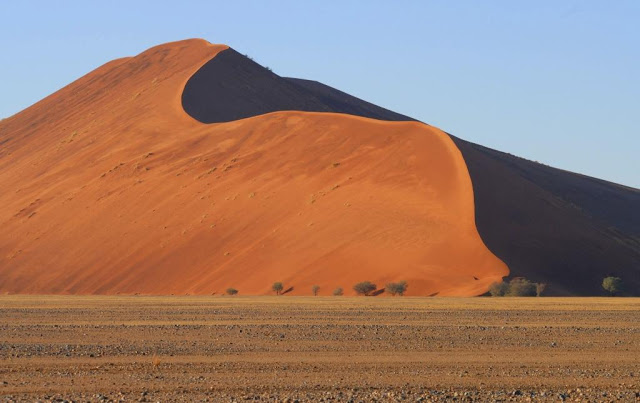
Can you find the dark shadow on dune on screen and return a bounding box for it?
[451,136,640,296]
[282,286,294,295]
[371,289,385,296]
[181,48,413,124]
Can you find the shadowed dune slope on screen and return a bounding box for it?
[181,47,639,296]
[182,48,414,123]
[450,138,640,296]
[0,39,506,296]
[283,77,414,122]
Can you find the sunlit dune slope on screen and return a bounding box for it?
[0,39,506,296]
[248,75,640,297]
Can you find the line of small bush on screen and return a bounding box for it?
[490,276,626,297]
[225,280,409,296]
[221,274,628,297]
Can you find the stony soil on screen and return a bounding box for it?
[0,296,638,401]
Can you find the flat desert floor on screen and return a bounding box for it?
[0,296,638,401]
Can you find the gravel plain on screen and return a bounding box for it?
[0,296,639,402]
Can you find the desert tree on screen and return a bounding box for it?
[602,276,623,296]
[489,281,509,297]
[507,278,537,297]
[386,283,397,296]
[535,283,546,297]
[385,281,408,296]
[311,285,320,296]
[353,281,377,296]
[226,287,238,296]
[399,280,408,295]
[333,287,344,296]
[272,282,284,295]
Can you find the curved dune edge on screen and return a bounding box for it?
[0,39,507,296]
[181,47,414,124]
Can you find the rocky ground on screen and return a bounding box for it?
[0,296,638,401]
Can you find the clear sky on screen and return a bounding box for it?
[1,1,638,187]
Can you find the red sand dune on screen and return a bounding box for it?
[0,39,507,296]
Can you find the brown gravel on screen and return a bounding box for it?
[0,296,639,401]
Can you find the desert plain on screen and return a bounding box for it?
[0,296,638,401]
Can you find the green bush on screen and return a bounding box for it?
[333,287,343,296]
[602,276,623,296]
[226,288,238,296]
[489,278,542,297]
[506,278,537,296]
[353,281,377,296]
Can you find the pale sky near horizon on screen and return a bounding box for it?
[1,1,638,188]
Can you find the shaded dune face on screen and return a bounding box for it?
[452,137,640,296]
[182,48,414,123]
[0,40,507,296]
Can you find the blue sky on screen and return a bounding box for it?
[1,1,638,187]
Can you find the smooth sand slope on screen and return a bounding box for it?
[0,39,506,296]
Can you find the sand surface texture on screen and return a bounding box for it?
[1,296,638,401]
[0,39,505,296]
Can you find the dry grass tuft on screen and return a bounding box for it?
[151,354,161,369]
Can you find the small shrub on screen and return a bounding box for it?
[507,278,537,297]
[490,278,545,297]
[602,276,623,296]
[333,287,343,296]
[353,281,377,296]
[151,354,161,369]
[385,281,408,296]
[311,285,320,296]
[226,288,238,296]
[489,281,509,297]
[272,282,284,295]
